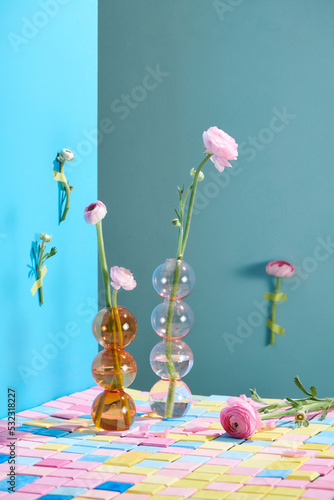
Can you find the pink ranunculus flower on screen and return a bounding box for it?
[266,260,295,278]
[110,266,137,291]
[203,126,238,172]
[220,396,262,439]
[84,201,107,225]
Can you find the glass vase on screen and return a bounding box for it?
[149,258,195,418]
[91,306,137,430]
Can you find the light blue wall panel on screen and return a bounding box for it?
[0,0,98,415]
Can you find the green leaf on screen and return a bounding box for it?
[286,397,302,409]
[310,386,318,398]
[294,376,312,397]
[319,406,330,421]
[249,388,270,406]
[174,208,181,219]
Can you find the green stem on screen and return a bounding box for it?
[96,221,112,308]
[180,154,212,256]
[38,242,45,306]
[261,400,334,420]
[270,277,280,345]
[59,162,71,222]
[258,398,317,413]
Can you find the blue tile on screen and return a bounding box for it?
[305,436,334,445]
[39,495,78,500]
[177,455,210,463]
[107,443,136,451]
[30,406,60,414]
[257,469,293,478]
[37,429,69,438]
[204,395,231,401]
[61,432,91,440]
[246,440,273,447]
[17,456,41,466]
[51,487,88,496]
[275,421,296,428]
[0,474,39,491]
[201,412,221,418]
[172,440,202,449]
[162,417,195,423]
[17,425,47,433]
[95,481,134,493]
[79,455,109,463]
[218,451,254,460]
[134,459,170,469]
[215,435,245,444]
[186,408,209,417]
[310,417,334,425]
[0,455,9,464]
[62,445,98,454]
[148,424,173,431]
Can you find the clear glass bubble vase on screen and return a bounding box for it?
[149,258,195,418]
[91,306,137,430]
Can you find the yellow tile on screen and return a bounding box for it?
[149,453,182,462]
[195,465,230,475]
[123,466,159,475]
[269,487,306,497]
[126,388,146,398]
[227,494,265,500]
[35,443,70,452]
[193,400,225,407]
[93,465,126,474]
[315,450,334,459]
[198,441,234,450]
[104,451,152,466]
[66,418,93,425]
[211,422,224,430]
[141,475,178,486]
[190,491,230,499]
[185,472,220,482]
[276,457,309,464]
[288,424,330,435]
[232,445,264,453]
[270,441,300,449]
[216,474,252,483]
[86,435,119,443]
[297,443,330,451]
[128,483,165,495]
[286,470,320,481]
[251,432,283,441]
[173,479,209,489]
[265,461,302,471]
[239,485,273,494]
[23,420,55,428]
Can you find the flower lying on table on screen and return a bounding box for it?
[264,260,295,345]
[220,376,334,438]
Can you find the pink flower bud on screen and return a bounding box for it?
[266,260,295,278]
[84,201,107,225]
[110,266,137,291]
[203,126,238,172]
[220,396,262,439]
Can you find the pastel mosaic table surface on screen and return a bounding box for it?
[2,387,334,500]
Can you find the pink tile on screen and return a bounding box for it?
[33,476,70,486]
[158,486,198,496]
[54,452,85,461]
[299,464,333,476]
[58,397,90,406]
[277,434,310,441]
[207,458,241,467]
[307,458,334,467]
[42,401,72,410]
[158,447,190,455]
[112,474,146,484]
[14,440,40,450]
[323,471,334,481]
[226,466,263,476]
[37,458,72,468]
[157,469,189,478]
[142,438,176,447]
[18,484,55,495]
[62,478,104,488]
[15,449,56,459]
[301,489,334,499]
[1,494,39,500]
[21,436,53,443]
[91,449,125,457]
[278,480,310,488]
[19,466,57,476]
[67,405,91,413]
[80,490,119,499]
[246,477,282,486]
[164,461,199,471]
[205,482,242,492]
[187,448,223,457]
[116,438,146,445]
[306,480,334,490]
[0,464,27,473]
[50,411,85,419]
[17,410,49,419]
[63,461,101,471]
[78,472,116,481]
[51,424,84,432]
[49,468,84,478]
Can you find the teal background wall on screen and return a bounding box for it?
[99,0,334,399]
[0,0,98,416]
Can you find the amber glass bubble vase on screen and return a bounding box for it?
[149,258,195,418]
[91,305,137,430]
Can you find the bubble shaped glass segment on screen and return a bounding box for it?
[152,259,196,299]
[151,299,194,339]
[149,379,192,418]
[150,340,193,379]
[91,390,136,431]
[92,307,137,348]
[92,349,137,390]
